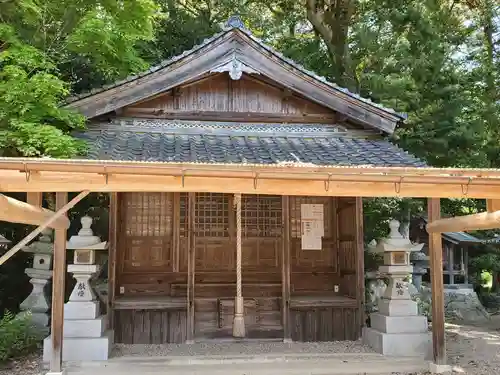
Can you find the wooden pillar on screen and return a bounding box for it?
[428,198,446,365]
[463,246,469,284]
[107,193,118,331]
[448,245,454,285]
[232,193,245,337]
[27,192,43,207]
[354,197,365,336]
[186,192,195,343]
[50,192,68,373]
[281,195,291,342]
[172,193,181,272]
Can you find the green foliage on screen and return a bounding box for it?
[0,0,160,157]
[0,311,41,362]
[0,25,86,157]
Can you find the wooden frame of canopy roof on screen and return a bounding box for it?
[2,159,500,374]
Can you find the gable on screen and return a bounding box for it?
[123,73,347,125]
[66,25,403,134]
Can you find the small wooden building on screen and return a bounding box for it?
[411,216,490,287]
[60,17,426,344]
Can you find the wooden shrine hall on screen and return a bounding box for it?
[3,15,500,375]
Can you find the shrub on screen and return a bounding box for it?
[0,311,41,362]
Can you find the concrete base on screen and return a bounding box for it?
[370,313,428,334]
[45,371,66,375]
[429,362,452,374]
[378,299,418,316]
[64,301,100,320]
[63,315,107,337]
[363,327,432,359]
[43,329,113,362]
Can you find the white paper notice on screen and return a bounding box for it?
[300,204,324,250]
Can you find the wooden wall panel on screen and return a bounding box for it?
[123,74,337,123]
[115,309,187,344]
[290,307,360,341]
[289,197,336,267]
[337,197,358,299]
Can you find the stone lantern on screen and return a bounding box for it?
[363,219,431,359]
[43,215,112,362]
[411,251,429,291]
[19,229,53,333]
[0,234,11,249]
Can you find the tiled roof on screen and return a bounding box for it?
[76,119,424,167]
[65,16,404,119]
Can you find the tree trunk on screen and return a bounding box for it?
[305,0,357,91]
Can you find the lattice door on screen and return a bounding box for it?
[120,193,174,273]
[193,193,234,271]
[241,195,282,269]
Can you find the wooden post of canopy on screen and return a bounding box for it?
[50,192,68,374]
[232,193,245,337]
[428,198,446,366]
[354,197,365,336]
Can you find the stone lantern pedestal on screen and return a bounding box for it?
[363,219,431,359]
[43,216,112,362]
[19,229,54,333]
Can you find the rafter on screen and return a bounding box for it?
[0,193,69,229]
[426,210,500,233]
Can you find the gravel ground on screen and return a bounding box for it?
[112,340,375,357]
[2,323,500,375]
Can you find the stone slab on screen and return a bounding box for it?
[429,362,452,374]
[64,301,100,320]
[43,330,113,362]
[64,315,107,338]
[379,265,413,274]
[378,299,418,316]
[370,313,428,334]
[362,327,431,359]
[67,264,99,273]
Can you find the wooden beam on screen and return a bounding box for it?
[0,193,69,229]
[0,191,89,266]
[354,197,365,337]
[281,195,291,342]
[107,192,118,331]
[186,192,195,343]
[50,192,68,373]
[6,170,500,199]
[487,199,500,212]
[428,198,446,365]
[427,210,500,233]
[122,109,340,125]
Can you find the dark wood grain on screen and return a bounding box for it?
[108,192,119,330]
[187,192,195,342]
[115,309,187,344]
[282,195,291,341]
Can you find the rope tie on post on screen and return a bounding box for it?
[232,193,245,337]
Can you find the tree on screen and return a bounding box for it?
[0,0,159,157]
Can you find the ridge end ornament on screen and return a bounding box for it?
[211,52,259,80]
[225,15,246,30]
